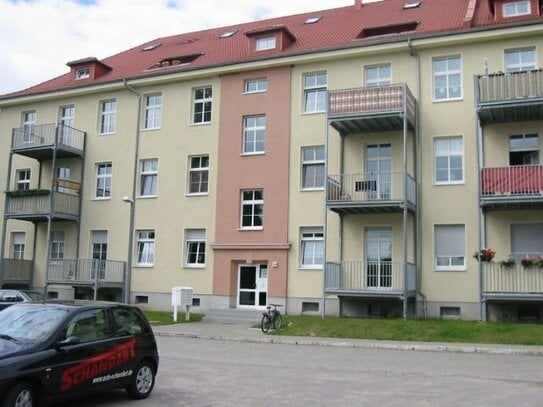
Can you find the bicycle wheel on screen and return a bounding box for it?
[273,313,282,330]
[261,314,271,333]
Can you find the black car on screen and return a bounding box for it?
[0,303,159,406]
[0,290,48,311]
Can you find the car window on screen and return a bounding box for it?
[0,291,17,302]
[25,291,47,301]
[112,308,147,336]
[64,309,109,342]
[0,306,69,341]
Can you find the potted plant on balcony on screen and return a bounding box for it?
[473,248,495,262]
[500,255,516,268]
[521,256,543,268]
[5,189,50,197]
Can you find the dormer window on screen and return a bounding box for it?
[503,1,531,17]
[255,36,276,51]
[75,68,90,80]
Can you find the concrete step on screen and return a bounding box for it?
[203,308,263,324]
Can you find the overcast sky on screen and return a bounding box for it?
[0,0,354,95]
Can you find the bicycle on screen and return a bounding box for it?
[261,304,283,333]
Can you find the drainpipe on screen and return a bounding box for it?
[408,38,427,318]
[0,147,14,286]
[322,105,330,318]
[122,79,142,304]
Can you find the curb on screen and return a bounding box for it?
[154,330,543,357]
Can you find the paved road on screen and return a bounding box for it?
[62,335,543,406]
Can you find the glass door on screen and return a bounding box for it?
[238,265,268,308]
[366,228,392,288]
[59,105,75,145]
[366,144,392,200]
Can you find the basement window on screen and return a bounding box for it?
[403,1,421,9]
[135,295,149,304]
[440,306,461,319]
[302,302,319,313]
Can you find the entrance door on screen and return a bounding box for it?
[365,228,392,288]
[238,265,268,308]
[366,144,392,200]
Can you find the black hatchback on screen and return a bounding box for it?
[0,303,159,406]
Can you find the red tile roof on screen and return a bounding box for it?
[3,0,542,99]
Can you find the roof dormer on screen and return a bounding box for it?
[244,25,296,54]
[66,57,112,81]
[487,0,542,20]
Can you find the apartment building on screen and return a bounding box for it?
[1,0,542,322]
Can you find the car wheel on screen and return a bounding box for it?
[2,381,35,407]
[126,361,155,399]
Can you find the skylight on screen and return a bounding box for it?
[142,43,161,51]
[403,1,421,9]
[304,16,322,24]
[220,31,237,38]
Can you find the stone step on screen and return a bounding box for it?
[203,308,263,324]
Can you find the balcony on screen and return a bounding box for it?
[328,83,416,134]
[476,69,543,125]
[327,172,416,214]
[480,165,543,210]
[482,262,543,301]
[0,258,34,287]
[11,123,85,160]
[47,259,126,288]
[324,261,416,298]
[5,184,81,222]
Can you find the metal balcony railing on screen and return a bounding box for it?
[327,172,416,205]
[482,262,543,294]
[0,258,34,283]
[11,123,85,155]
[47,259,126,286]
[325,261,416,292]
[5,190,80,219]
[476,69,543,104]
[481,165,543,197]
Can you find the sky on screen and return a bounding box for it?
[0,0,354,95]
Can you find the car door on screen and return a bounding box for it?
[45,308,138,402]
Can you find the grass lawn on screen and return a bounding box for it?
[276,315,543,346]
[143,310,203,326]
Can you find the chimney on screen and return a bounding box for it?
[354,0,362,9]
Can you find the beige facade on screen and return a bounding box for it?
[1,2,543,321]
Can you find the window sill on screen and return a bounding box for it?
[300,187,325,192]
[134,264,154,268]
[241,152,265,157]
[435,267,466,272]
[299,266,324,271]
[184,264,206,269]
[186,192,209,197]
[301,110,325,116]
[434,181,465,186]
[238,227,264,231]
[92,197,111,201]
[190,121,212,127]
[137,195,158,199]
[432,97,464,103]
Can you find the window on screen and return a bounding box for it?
[255,36,276,51]
[12,232,25,260]
[365,64,391,87]
[303,72,327,113]
[59,105,75,145]
[193,86,212,124]
[91,231,107,279]
[55,167,71,193]
[50,231,65,260]
[21,111,36,143]
[433,56,462,101]
[65,309,108,343]
[505,48,536,72]
[300,227,324,268]
[434,137,463,184]
[99,99,116,134]
[503,1,531,17]
[509,133,540,165]
[75,68,90,80]
[301,146,325,189]
[137,230,155,266]
[143,93,162,129]
[95,163,112,199]
[16,169,31,191]
[185,229,206,266]
[435,225,465,270]
[511,223,543,260]
[244,78,268,93]
[241,190,263,229]
[243,115,266,154]
[139,159,158,197]
[188,155,209,194]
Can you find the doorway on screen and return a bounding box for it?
[365,228,392,288]
[238,264,268,308]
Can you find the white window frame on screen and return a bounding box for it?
[364,64,392,87]
[192,86,212,124]
[50,231,65,260]
[143,93,162,130]
[136,230,155,266]
[434,136,464,185]
[255,36,276,51]
[301,146,325,190]
[240,190,263,230]
[435,225,466,271]
[504,48,536,72]
[303,71,327,113]
[75,67,90,80]
[300,227,324,269]
[99,99,116,135]
[432,55,462,101]
[188,155,209,195]
[184,229,206,267]
[139,159,158,197]
[244,78,268,94]
[21,111,36,143]
[503,1,531,17]
[243,115,266,155]
[12,232,25,260]
[95,162,112,199]
[16,169,31,191]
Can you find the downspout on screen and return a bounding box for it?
[402,85,408,320]
[475,75,486,322]
[322,95,330,318]
[123,79,142,304]
[408,38,427,319]
[0,145,14,286]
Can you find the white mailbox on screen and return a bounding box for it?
[171,287,193,322]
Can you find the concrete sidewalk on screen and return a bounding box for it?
[152,321,543,356]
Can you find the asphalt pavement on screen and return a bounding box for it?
[152,320,543,356]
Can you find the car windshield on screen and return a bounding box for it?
[0,306,69,341]
[24,291,47,301]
